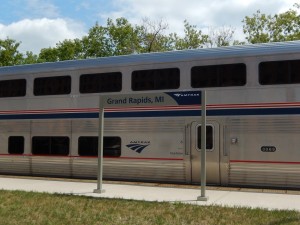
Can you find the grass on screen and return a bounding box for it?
[0,190,299,225]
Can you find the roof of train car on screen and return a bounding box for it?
[1,41,300,75]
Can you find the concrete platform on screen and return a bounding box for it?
[0,176,300,211]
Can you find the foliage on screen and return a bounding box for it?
[22,51,39,64]
[38,47,59,62]
[206,26,244,47]
[106,17,142,55]
[81,22,112,58]
[171,20,208,50]
[0,38,23,66]
[242,10,271,43]
[2,3,300,66]
[139,18,173,53]
[243,4,300,43]
[56,39,84,61]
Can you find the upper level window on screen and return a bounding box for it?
[34,76,71,96]
[80,72,122,93]
[191,63,246,88]
[132,68,180,91]
[0,79,26,97]
[78,136,121,157]
[259,60,300,85]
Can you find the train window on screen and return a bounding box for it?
[0,79,26,98]
[191,63,246,88]
[32,137,69,156]
[8,136,24,154]
[80,72,122,93]
[78,136,121,157]
[34,76,71,96]
[132,68,180,91]
[197,126,213,150]
[259,59,300,85]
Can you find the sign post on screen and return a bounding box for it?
[197,90,208,201]
[94,100,105,193]
[93,91,203,194]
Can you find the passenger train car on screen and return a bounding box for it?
[1,41,300,188]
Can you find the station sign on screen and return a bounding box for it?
[100,91,202,107]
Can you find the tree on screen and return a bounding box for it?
[171,20,208,50]
[81,22,112,58]
[139,18,172,53]
[106,17,141,55]
[38,47,59,62]
[56,39,83,61]
[269,5,300,42]
[0,38,23,66]
[243,4,300,43]
[206,26,240,47]
[242,10,271,43]
[22,51,38,64]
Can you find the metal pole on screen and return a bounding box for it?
[94,97,105,193]
[198,90,208,201]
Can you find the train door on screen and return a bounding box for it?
[190,121,220,184]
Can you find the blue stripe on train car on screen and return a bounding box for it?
[1,107,300,120]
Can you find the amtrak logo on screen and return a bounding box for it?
[126,141,150,153]
[174,93,200,97]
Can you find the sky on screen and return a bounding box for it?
[0,0,298,54]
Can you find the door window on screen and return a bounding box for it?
[197,125,213,150]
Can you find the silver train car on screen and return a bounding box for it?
[1,41,300,188]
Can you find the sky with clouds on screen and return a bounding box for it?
[0,0,297,54]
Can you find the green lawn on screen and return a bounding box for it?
[0,190,299,225]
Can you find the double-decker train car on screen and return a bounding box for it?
[1,41,300,188]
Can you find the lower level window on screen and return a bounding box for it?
[78,136,121,157]
[32,137,69,156]
[8,136,24,154]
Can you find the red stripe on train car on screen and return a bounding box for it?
[230,160,300,165]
